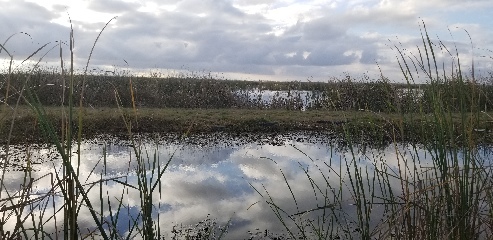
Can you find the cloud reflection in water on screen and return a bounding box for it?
[1,133,472,239]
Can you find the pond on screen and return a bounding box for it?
[0,132,490,239]
[233,89,317,110]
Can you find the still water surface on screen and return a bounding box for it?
[1,132,485,239]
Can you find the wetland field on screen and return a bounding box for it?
[1,26,493,239]
[1,73,493,240]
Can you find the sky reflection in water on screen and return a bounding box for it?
[2,132,475,239]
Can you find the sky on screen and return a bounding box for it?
[0,0,492,82]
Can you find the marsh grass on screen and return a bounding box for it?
[3,67,493,113]
[0,18,234,239]
[252,22,493,239]
[0,17,188,240]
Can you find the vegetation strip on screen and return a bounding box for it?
[2,106,492,145]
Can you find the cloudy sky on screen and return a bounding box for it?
[0,0,492,82]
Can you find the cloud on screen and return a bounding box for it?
[415,0,492,10]
[234,0,277,6]
[0,1,66,56]
[0,0,492,82]
[300,18,347,41]
[1,0,57,24]
[88,0,140,13]
[175,0,246,17]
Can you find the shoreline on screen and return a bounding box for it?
[1,106,492,145]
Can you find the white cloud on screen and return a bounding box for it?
[88,0,140,13]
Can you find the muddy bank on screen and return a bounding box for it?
[1,106,492,145]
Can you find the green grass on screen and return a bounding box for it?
[2,106,493,146]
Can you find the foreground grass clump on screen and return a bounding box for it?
[0,19,169,240]
[251,22,493,240]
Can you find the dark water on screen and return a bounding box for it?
[0,132,488,239]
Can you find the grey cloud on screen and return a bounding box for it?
[303,24,346,41]
[1,0,57,22]
[5,0,376,76]
[417,0,492,9]
[175,0,245,18]
[147,0,185,4]
[285,17,347,41]
[72,19,116,32]
[88,0,140,13]
[271,43,360,66]
[52,4,69,12]
[311,3,417,30]
[343,9,416,27]
[0,0,59,36]
[360,48,379,64]
[272,51,305,65]
[234,0,277,6]
[1,0,489,82]
[92,6,276,69]
[0,1,83,67]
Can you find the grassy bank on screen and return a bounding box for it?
[2,106,493,145]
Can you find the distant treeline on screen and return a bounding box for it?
[1,71,493,113]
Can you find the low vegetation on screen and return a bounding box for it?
[2,70,493,112]
[1,106,493,147]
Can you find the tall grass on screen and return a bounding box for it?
[0,18,182,240]
[253,22,493,239]
[3,69,493,112]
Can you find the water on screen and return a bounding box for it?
[233,89,318,110]
[232,87,425,110]
[0,132,490,239]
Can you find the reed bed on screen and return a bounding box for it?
[2,69,493,112]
